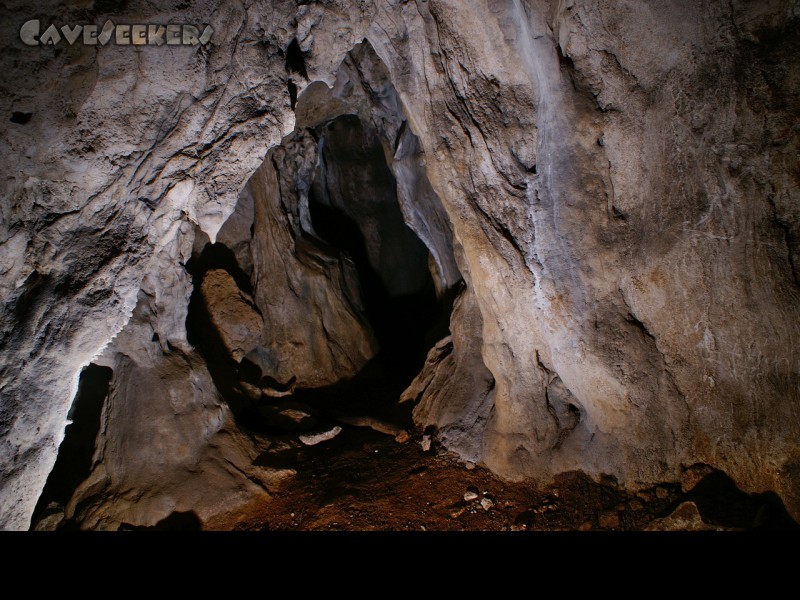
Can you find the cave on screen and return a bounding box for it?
[29,364,112,531]
[183,111,457,437]
[306,114,445,379]
[4,2,800,532]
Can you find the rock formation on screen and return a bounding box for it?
[1,0,798,529]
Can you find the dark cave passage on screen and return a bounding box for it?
[186,242,254,297]
[308,114,449,381]
[184,113,459,436]
[30,363,112,529]
[685,469,800,531]
[307,196,439,378]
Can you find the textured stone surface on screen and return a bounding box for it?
[58,291,287,530]
[264,407,318,433]
[404,285,496,464]
[299,426,342,447]
[1,0,799,529]
[245,135,380,389]
[681,464,717,494]
[200,269,263,362]
[645,501,719,532]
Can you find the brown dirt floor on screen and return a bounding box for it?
[218,424,793,532]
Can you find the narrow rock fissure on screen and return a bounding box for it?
[30,363,112,530]
[185,242,261,420]
[284,38,309,80]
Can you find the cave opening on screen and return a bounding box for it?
[307,114,447,381]
[184,112,459,439]
[288,113,459,426]
[305,197,438,380]
[30,363,113,530]
[180,114,461,442]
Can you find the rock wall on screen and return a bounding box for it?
[1,0,798,529]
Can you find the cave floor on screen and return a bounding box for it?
[193,360,795,532]
[211,426,692,532]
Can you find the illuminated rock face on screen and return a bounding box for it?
[1,0,799,529]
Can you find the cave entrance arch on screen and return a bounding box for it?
[187,45,462,437]
[306,113,443,382]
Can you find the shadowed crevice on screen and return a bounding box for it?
[30,363,113,529]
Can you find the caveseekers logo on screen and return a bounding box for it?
[19,19,213,46]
